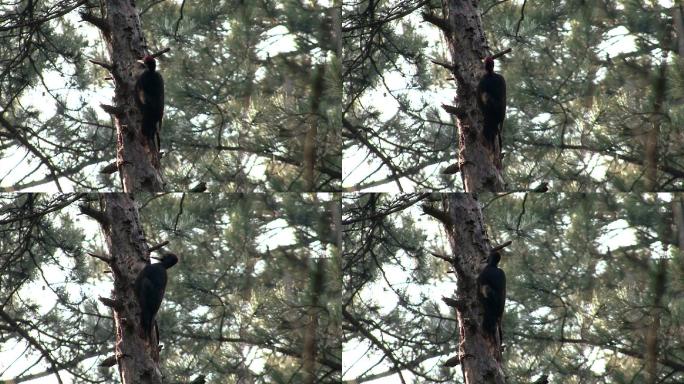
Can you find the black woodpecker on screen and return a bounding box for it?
[134,252,178,341]
[477,250,506,341]
[135,55,164,154]
[476,56,506,151]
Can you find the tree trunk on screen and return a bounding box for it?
[303,66,325,191]
[88,194,162,384]
[425,194,506,383]
[302,260,324,384]
[645,260,667,384]
[645,57,667,191]
[425,0,504,192]
[81,1,164,192]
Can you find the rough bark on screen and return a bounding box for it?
[427,0,504,192]
[674,196,684,250]
[304,66,325,190]
[673,3,684,57]
[96,194,162,384]
[644,57,667,191]
[302,260,324,384]
[82,1,164,192]
[425,194,506,384]
[645,260,667,384]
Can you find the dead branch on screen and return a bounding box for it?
[98,297,123,310]
[442,296,466,310]
[100,161,118,174]
[89,59,113,71]
[79,11,110,36]
[443,355,461,367]
[88,252,112,263]
[431,59,455,72]
[99,104,123,116]
[99,354,117,367]
[441,104,465,118]
[79,204,110,227]
[491,240,512,253]
[147,47,170,59]
[490,47,512,60]
[422,204,453,226]
[442,163,460,174]
[148,241,170,254]
[431,251,454,263]
[422,12,451,34]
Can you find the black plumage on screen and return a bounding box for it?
[476,57,506,151]
[135,55,164,154]
[477,250,506,341]
[134,253,178,341]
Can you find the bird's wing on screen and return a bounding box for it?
[160,75,164,115]
[501,75,507,118]
[476,78,486,108]
[135,75,145,105]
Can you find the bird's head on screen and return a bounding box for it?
[488,250,501,266]
[484,56,494,73]
[151,253,178,269]
[139,55,156,71]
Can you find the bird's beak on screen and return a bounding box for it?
[137,60,145,64]
[150,255,162,260]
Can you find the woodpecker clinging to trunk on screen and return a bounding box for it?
[135,55,164,155]
[476,56,506,152]
[134,252,178,341]
[478,250,506,342]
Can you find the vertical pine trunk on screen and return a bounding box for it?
[426,0,504,192]
[302,260,324,384]
[88,194,162,383]
[645,260,667,384]
[425,194,506,383]
[82,1,164,192]
[304,66,326,191]
[644,58,666,191]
